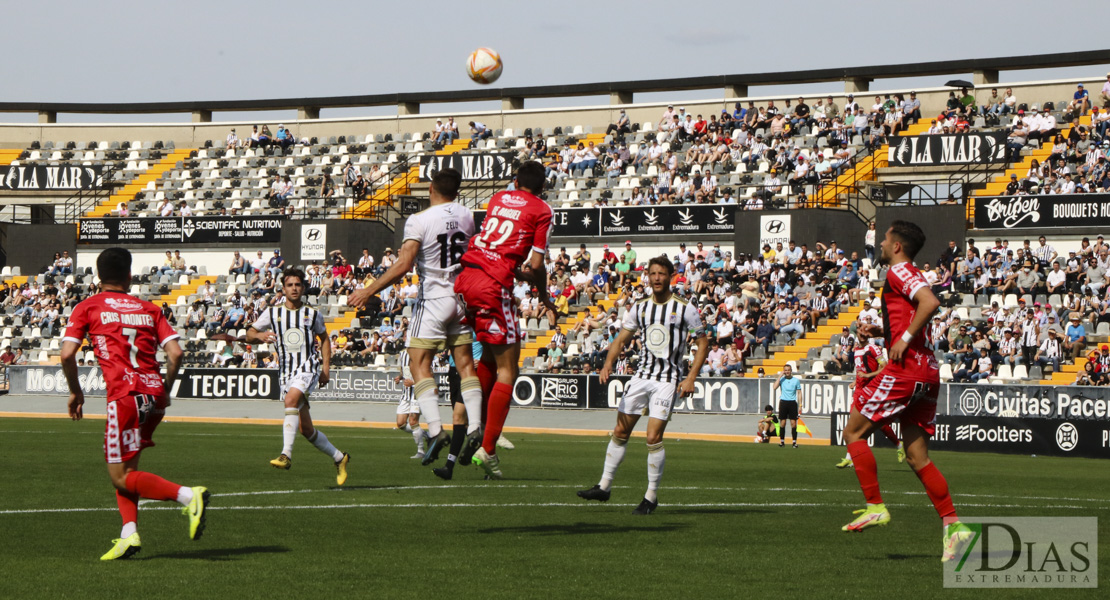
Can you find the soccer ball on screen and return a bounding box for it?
[466,47,503,85]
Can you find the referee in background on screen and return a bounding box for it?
[773,364,802,448]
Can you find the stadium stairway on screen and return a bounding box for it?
[0,149,23,165]
[744,301,866,377]
[815,146,888,207]
[345,165,419,220]
[85,149,195,218]
[1042,357,1086,385]
[967,115,1090,222]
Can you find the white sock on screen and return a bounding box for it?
[309,429,344,462]
[599,436,628,492]
[460,377,484,435]
[414,380,443,437]
[845,452,852,461]
[399,423,414,433]
[175,486,194,506]
[413,426,426,452]
[646,442,665,503]
[120,522,137,538]
[282,409,299,457]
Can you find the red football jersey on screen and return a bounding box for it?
[63,291,180,402]
[853,343,883,386]
[881,262,937,375]
[460,189,553,288]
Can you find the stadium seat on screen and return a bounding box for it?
[939,363,953,381]
[996,364,1013,381]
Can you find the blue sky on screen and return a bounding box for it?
[2,0,1104,122]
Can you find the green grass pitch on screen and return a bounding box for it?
[1,417,1107,599]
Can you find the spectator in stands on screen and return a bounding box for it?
[229,251,250,275]
[1034,329,1064,372]
[226,128,240,150]
[185,301,205,328]
[0,346,14,366]
[223,303,246,332]
[1076,361,1098,386]
[274,124,294,152]
[1083,258,1105,295]
[266,250,284,279]
[1068,84,1091,117]
[204,305,225,336]
[321,173,336,200]
[469,121,491,142]
[11,348,26,365]
[1064,315,1087,360]
[158,197,174,217]
[354,249,374,278]
[606,109,631,137]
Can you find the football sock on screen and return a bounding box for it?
[120,521,137,539]
[844,451,852,461]
[414,379,443,437]
[791,426,797,441]
[476,358,497,403]
[459,376,484,435]
[399,423,414,433]
[282,408,300,457]
[915,461,957,520]
[139,408,164,445]
[480,382,513,454]
[445,423,468,470]
[308,429,344,462]
[780,426,787,442]
[176,486,194,505]
[124,471,186,505]
[599,435,628,492]
[646,442,665,504]
[880,424,900,445]
[413,426,426,453]
[847,440,883,505]
[116,490,139,535]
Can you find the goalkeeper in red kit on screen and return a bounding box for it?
[840,221,973,563]
[61,248,209,560]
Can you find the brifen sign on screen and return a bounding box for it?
[831,412,1110,459]
[78,216,284,244]
[418,153,513,182]
[0,165,104,191]
[888,132,1008,167]
[973,193,1110,230]
[475,205,737,239]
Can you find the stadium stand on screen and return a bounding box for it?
[2,54,1110,393]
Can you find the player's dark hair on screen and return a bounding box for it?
[889,220,926,259]
[514,161,546,195]
[96,247,132,285]
[764,404,774,411]
[281,267,306,286]
[647,255,675,276]
[430,168,462,200]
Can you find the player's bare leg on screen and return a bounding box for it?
[841,407,890,532]
[103,454,208,560]
[579,411,639,503]
[901,421,972,561]
[296,403,350,485]
[407,346,452,465]
[472,341,520,479]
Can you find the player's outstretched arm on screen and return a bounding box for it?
[598,328,635,384]
[245,327,277,345]
[680,334,710,397]
[59,340,84,420]
[528,251,559,317]
[317,328,331,386]
[891,285,942,365]
[348,240,419,309]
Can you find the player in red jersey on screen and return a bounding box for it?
[835,332,903,468]
[842,221,973,562]
[453,161,557,478]
[61,248,209,560]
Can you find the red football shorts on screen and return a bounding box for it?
[455,268,521,346]
[104,394,159,464]
[852,365,940,436]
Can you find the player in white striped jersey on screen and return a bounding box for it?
[247,268,350,484]
[393,350,427,459]
[349,168,485,470]
[578,256,709,515]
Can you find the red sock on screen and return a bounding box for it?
[847,440,883,505]
[115,490,139,525]
[124,471,182,502]
[476,359,497,425]
[879,424,899,445]
[915,462,957,520]
[481,382,512,454]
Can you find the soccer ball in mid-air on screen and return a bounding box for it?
[466,47,503,85]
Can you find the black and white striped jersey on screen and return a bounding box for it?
[621,296,704,384]
[251,303,326,386]
[399,349,414,402]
